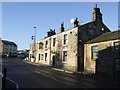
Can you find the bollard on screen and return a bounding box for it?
[2,68,7,89]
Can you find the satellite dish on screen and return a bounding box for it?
[70,18,74,23]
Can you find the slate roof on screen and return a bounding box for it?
[2,40,17,46]
[86,30,120,44]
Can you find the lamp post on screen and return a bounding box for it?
[32,26,36,62]
[33,27,36,45]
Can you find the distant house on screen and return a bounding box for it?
[84,30,120,79]
[0,39,17,57]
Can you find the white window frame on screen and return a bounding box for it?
[62,49,68,63]
[44,52,47,61]
[41,54,44,60]
[63,33,68,46]
[38,53,41,61]
[91,45,99,60]
[45,40,48,48]
[53,37,56,47]
[114,41,120,51]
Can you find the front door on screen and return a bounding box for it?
[52,56,55,66]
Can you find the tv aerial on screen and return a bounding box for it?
[70,18,75,23]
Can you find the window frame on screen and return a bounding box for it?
[63,34,68,45]
[41,54,44,60]
[62,50,68,62]
[45,40,48,48]
[45,53,47,61]
[114,41,120,51]
[38,54,41,61]
[114,58,120,72]
[91,45,99,60]
[39,42,43,49]
[53,37,56,47]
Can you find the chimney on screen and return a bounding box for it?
[60,22,64,32]
[74,18,80,28]
[92,4,102,22]
[47,29,56,37]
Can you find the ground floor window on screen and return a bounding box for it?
[115,58,120,71]
[39,54,40,61]
[91,46,99,60]
[63,51,67,62]
[41,54,43,60]
[45,53,47,61]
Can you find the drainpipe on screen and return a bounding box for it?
[77,27,79,72]
[49,37,51,66]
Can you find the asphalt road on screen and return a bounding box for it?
[2,57,119,89]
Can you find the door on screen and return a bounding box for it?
[52,56,55,66]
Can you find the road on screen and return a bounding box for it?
[2,57,119,89]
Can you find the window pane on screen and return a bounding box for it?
[93,53,98,59]
[64,34,68,45]
[45,41,48,48]
[45,53,47,61]
[63,51,67,61]
[39,54,40,60]
[93,46,99,53]
[114,42,120,50]
[92,46,99,59]
[53,38,56,46]
[115,59,120,71]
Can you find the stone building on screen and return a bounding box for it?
[29,5,111,72]
[84,30,120,79]
[0,39,17,57]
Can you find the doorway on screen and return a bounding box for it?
[52,56,55,66]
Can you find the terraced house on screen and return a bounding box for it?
[29,5,117,75]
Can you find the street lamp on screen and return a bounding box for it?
[31,26,37,62]
[33,26,36,44]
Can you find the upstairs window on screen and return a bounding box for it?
[63,34,68,45]
[91,46,99,60]
[53,38,56,47]
[63,51,68,62]
[39,42,43,49]
[45,41,48,48]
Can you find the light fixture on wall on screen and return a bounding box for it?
[73,33,77,36]
[106,44,111,47]
[74,53,77,56]
[101,28,105,31]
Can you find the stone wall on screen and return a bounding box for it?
[84,39,120,76]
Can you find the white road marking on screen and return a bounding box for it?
[0,74,19,89]
[6,77,19,90]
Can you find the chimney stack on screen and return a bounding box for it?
[74,18,80,28]
[92,4,102,22]
[47,29,56,37]
[60,22,64,32]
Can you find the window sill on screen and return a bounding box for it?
[91,58,97,61]
[62,61,67,63]
[63,44,68,47]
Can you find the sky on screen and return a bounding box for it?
[1,2,119,50]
